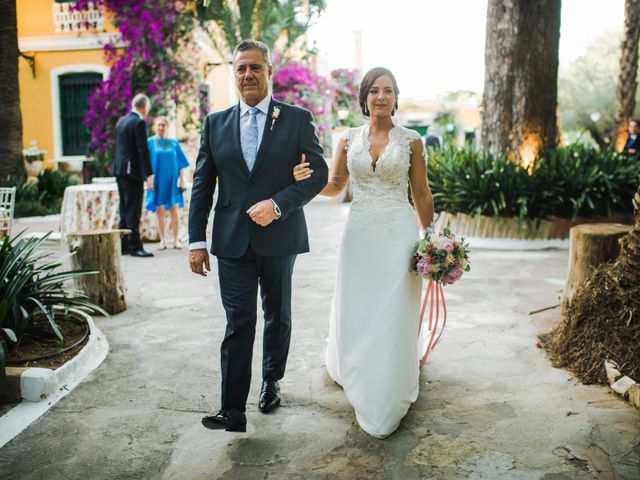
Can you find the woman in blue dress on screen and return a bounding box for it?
[146,116,190,249]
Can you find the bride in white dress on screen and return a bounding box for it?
[294,67,435,438]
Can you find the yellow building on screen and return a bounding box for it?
[17,0,118,166]
[17,0,233,167]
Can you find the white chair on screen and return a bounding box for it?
[0,187,16,240]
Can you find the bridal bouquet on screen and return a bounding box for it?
[411,227,470,284]
[412,227,470,366]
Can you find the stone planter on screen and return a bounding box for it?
[24,159,43,178]
[22,141,47,180]
[434,211,633,240]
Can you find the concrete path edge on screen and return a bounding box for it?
[0,312,109,448]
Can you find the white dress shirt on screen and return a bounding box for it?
[239,95,270,148]
[189,96,274,251]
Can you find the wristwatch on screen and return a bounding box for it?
[271,199,281,219]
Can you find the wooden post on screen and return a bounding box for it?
[67,229,130,314]
[562,223,632,313]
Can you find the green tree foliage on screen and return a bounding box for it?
[196,0,326,59]
[558,30,640,146]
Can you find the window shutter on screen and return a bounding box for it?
[59,73,103,156]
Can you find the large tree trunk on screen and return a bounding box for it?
[0,0,23,180]
[614,0,640,151]
[480,0,561,166]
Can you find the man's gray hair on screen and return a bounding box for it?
[233,39,272,67]
[131,93,151,111]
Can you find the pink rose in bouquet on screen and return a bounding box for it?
[434,236,455,253]
[411,227,470,284]
[416,256,434,276]
[443,266,464,285]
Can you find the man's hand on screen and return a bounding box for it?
[146,175,154,190]
[247,199,277,227]
[189,248,210,276]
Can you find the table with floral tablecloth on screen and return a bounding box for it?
[60,183,191,242]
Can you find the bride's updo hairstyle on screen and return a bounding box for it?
[358,67,400,118]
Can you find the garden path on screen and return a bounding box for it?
[1,198,638,479]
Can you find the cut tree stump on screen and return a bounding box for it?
[67,229,130,314]
[562,223,632,313]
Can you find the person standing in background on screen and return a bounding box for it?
[622,119,640,156]
[145,116,190,250]
[113,94,154,257]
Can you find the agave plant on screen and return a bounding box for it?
[0,232,108,379]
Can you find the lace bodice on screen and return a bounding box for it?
[342,124,422,203]
[341,124,423,233]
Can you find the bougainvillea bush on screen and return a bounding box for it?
[330,68,362,128]
[74,1,203,174]
[271,62,334,156]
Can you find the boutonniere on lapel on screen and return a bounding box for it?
[270,106,281,131]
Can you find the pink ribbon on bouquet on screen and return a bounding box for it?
[418,280,448,366]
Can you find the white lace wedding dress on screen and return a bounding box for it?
[326,122,423,438]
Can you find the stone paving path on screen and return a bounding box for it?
[1,198,639,479]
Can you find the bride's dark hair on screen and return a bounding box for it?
[358,67,400,118]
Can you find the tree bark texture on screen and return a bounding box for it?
[614,0,640,151]
[0,0,24,180]
[481,0,561,163]
[562,223,632,313]
[68,230,129,315]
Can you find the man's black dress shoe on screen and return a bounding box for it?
[129,248,154,257]
[201,409,246,432]
[259,380,281,413]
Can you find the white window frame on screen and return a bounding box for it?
[50,64,109,161]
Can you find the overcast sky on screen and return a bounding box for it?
[307,0,625,100]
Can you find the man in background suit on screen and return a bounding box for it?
[622,118,640,156]
[113,94,154,257]
[188,39,328,432]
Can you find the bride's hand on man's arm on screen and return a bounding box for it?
[293,153,313,181]
[292,139,349,196]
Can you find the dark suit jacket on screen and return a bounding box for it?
[112,112,152,180]
[188,99,329,258]
[623,134,640,155]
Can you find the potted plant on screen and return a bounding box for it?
[0,232,108,379]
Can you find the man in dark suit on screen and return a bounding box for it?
[113,94,154,257]
[189,39,328,432]
[622,119,640,156]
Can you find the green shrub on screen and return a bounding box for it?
[14,199,52,217]
[36,168,78,208]
[533,145,638,220]
[427,145,640,222]
[1,169,78,218]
